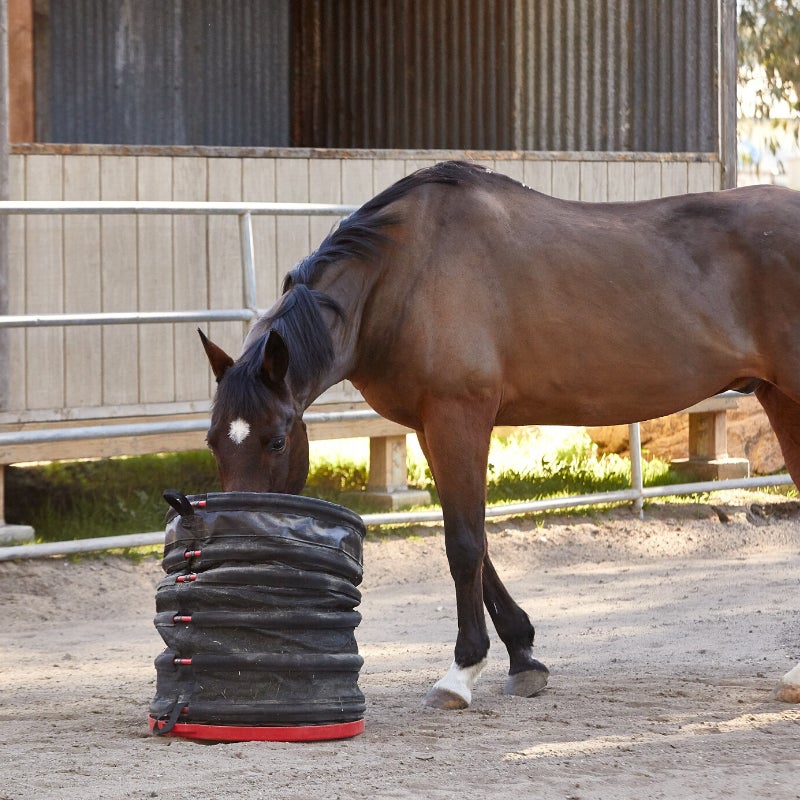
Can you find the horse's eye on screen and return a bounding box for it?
[269,436,287,453]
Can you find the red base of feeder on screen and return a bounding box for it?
[148,715,364,742]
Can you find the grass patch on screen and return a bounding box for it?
[484,427,677,505]
[6,426,772,543]
[6,451,220,542]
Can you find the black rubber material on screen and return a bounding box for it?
[150,492,366,733]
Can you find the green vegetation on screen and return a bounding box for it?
[739,0,800,131]
[6,450,221,543]
[5,427,688,544]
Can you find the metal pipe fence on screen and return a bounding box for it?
[0,200,358,329]
[0,200,793,558]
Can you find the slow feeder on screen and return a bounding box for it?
[149,491,367,742]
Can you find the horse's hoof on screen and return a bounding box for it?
[504,665,549,697]
[774,681,800,703]
[423,658,486,709]
[423,686,469,710]
[774,665,800,703]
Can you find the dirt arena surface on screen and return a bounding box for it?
[1,491,799,800]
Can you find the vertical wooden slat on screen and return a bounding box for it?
[712,161,722,190]
[579,161,607,201]
[275,158,310,293]
[523,160,553,195]
[242,157,279,307]
[100,155,139,406]
[137,156,174,403]
[207,158,245,355]
[687,161,714,194]
[307,158,341,266]
[63,154,102,408]
[173,155,211,403]
[5,154,26,412]
[7,0,34,143]
[340,159,373,205]
[496,160,524,184]
[660,162,688,197]
[25,155,63,410]
[551,161,580,200]
[373,159,406,194]
[607,161,635,201]
[633,162,661,201]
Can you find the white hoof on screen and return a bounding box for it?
[775,663,800,703]
[424,658,487,709]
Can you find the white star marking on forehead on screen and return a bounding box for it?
[228,418,251,445]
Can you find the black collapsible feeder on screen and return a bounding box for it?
[149,491,367,742]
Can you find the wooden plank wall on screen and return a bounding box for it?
[2,151,721,424]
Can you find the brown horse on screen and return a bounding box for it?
[200,160,800,708]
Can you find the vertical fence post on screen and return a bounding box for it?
[0,0,9,412]
[239,211,258,318]
[629,422,644,519]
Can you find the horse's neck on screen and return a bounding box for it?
[294,266,375,408]
[290,339,351,411]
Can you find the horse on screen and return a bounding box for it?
[199,160,800,709]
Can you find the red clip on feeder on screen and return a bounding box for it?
[149,490,367,742]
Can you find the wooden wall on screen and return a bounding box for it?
[1,148,722,425]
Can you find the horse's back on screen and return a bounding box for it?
[356,168,800,426]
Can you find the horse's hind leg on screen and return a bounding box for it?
[483,555,549,696]
[754,382,800,703]
[756,382,800,483]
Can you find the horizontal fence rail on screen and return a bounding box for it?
[0,309,256,328]
[0,199,794,559]
[0,200,359,215]
[0,470,793,562]
[0,408,381,446]
[0,200,358,329]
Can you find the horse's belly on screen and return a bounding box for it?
[494,367,743,428]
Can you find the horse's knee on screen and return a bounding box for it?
[444,533,487,582]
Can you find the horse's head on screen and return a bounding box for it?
[199,329,309,494]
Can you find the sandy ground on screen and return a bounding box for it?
[1,492,799,800]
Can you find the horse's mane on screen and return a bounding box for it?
[283,160,476,290]
[215,161,486,415]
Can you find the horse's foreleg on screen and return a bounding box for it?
[755,382,800,703]
[416,410,494,710]
[482,555,549,697]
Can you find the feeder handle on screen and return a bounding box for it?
[163,489,194,517]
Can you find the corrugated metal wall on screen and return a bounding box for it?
[38,0,720,153]
[293,0,720,152]
[519,0,718,152]
[42,0,291,146]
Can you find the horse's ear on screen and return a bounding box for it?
[198,329,234,382]
[262,329,289,385]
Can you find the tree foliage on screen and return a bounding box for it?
[738,0,800,123]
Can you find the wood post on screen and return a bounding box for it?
[367,435,408,493]
[0,464,35,543]
[688,410,728,460]
[671,397,749,481]
[358,434,430,511]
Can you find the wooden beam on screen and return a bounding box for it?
[7,0,33,143]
